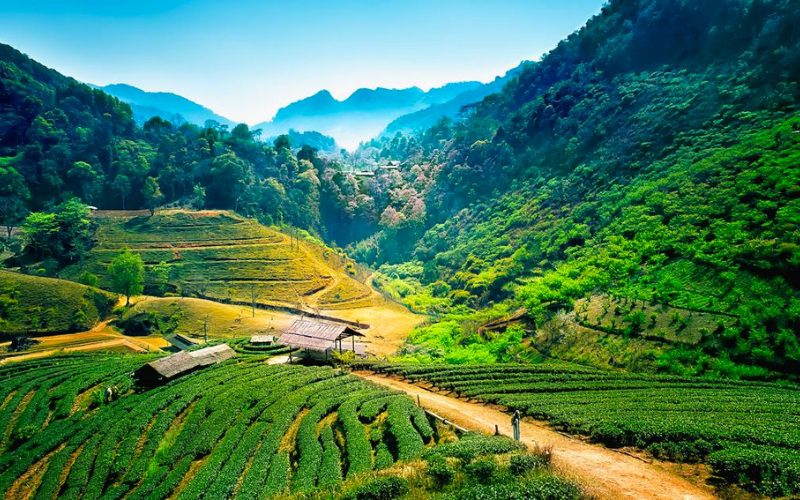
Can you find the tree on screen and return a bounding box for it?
[142,177,163,216]
[111,174,131,210]
[149,261,171,295]
[109,250,144,305]
[208,153,250,209]
[191,184,206,209]
[22,212,58,259]
[0,166,30,240]
[53,198,93,263]
[67,161,103,203]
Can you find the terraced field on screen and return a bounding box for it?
[62,210,374,311]
[366,363,800,496]
[0,354,578,499]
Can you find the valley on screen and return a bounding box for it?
[1,0,799,498]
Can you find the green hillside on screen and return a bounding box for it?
[0,270,116,336]
[350,0,800,377]
[61,210,374,310]
[0,354,577,499]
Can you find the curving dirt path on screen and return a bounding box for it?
[355,372,716,500]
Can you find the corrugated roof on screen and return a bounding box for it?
[285,319,364,341]
[144,344,236,379]
[166,334,197,350]
[278,332,334,351]
[148,351,194,379]
[189,344,236,366]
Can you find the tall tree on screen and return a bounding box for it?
[108,250,144,306]
[142,177,163,216]
[21,212,57,259]
[111,174,131,210]
[0,166,30,240]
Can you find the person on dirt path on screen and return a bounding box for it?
[512,409,521,441]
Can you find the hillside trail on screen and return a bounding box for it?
[0,313,163,365]
[355,371,716,500]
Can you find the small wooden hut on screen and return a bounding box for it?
[135,344,236,385]
[278,318,365,360]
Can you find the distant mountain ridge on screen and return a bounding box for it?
[95,83,236,128]
[384,62,530,135]
[253,81,483,149]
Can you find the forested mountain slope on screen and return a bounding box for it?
[0,42,344,234]
[96,83,235,128]
[383,62,528,135]
[350,0,800,376]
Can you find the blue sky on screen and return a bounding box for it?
[0,0,604,124]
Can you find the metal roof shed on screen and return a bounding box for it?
[278,319,365,360]
[135,344,236,385]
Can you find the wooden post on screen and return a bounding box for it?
[417,394,421,407]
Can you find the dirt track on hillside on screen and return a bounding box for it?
[355,372,716,500]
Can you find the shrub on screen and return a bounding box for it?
[425,433,524,463]
[445,476,582,500]
[709,446,800,497]
[466,457,498,483]
[509,453,548,475]
[427,454,455,486]
[11,424,38,447]
[78,271,99,287]
[340,475,409,500]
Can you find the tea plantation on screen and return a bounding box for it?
[61,210,373,310]
[0,354,578,499]
[366,363,800,496]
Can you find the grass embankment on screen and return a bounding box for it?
[0,270,116,336]
[0,355,577,498]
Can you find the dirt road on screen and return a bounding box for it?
[0,318,168,365]
[355,372,716,500]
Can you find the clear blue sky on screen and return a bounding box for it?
[0,0,604,124]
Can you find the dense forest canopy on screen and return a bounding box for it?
[1,0,799,377]
[0,42,353,236]
[347,0,800,376]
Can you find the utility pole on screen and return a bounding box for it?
[203,314,209,344]
[250,285,257,318]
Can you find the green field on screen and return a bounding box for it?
[61,210,373,309]
[0,354,578,499]
[366,363,800,496]
[0,270,117,336]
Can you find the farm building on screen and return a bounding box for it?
[278,318,366,360]
[250,334,276,345]
[165,333,197,351]
[135,344,236,385]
